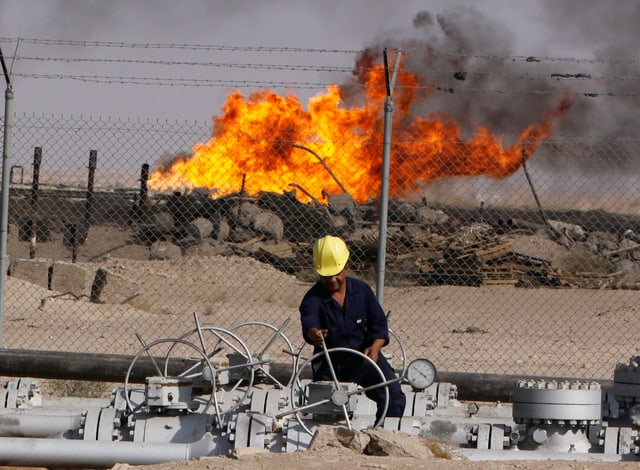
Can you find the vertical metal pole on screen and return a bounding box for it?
[70,225,78,264]
[30,147,41,206]
[28,147,42,259]
[0,40,20,347]
[85,150,97,225]
[139,163,149,214]
[0,84,12,347]
[375,49,401,307]
[376,97,393,306]
[0,42,18,347]
[28,222,36,259]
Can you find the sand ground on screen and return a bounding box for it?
[2,225,639,469]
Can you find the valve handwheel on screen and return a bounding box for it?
[229,320,297,388]
[293,329,406,391]
[176,324,255,415]
[123,337,217,416]
[277,345,391,435]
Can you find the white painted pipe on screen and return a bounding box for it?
[0,411,83,437]
[451,448,623,462]
[0,437,215,467]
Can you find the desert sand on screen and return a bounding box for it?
[1,224,639,469]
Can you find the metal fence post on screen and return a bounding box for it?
[28,146,42,259]
[85,149,97,225]
[376,48,402,307]
[30,146,41,206]
[0,42,19,348]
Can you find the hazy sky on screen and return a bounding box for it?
[0,0,556,121]
[0,0,638,136]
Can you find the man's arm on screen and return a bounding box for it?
[306,327,328,347]
[363,338,385,363]
[300,287,327,347]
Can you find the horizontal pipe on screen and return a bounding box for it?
[42,396,112,409]
[0,437,207,468]
[435,371,613,402]
[0,410,83,437]
[0,349,188,383]
[0,349,613,402]
[451,448,623,463]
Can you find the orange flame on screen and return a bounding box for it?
[148,64,571,203]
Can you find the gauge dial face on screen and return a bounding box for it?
[406,358,437,390]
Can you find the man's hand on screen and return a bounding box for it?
[307,327,328,347]
[363,338,385,363]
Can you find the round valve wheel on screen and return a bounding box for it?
[387,328,408,379]
[175,325,255,415]
[278,346,390,435]
[293,328,406,389]
[229,320,297,388]
[124,337,217,416]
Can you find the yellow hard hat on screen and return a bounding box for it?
[313,235,350,276]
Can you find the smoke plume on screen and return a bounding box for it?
[344,3,640,171]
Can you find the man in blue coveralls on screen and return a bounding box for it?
[299,235,406,423]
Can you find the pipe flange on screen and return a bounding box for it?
[600,424,640,455]
[513,380,601,425]
[78,410,88,439]
[467,423,513,450]
[1,378,42,409]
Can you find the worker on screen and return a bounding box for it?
[299,235,406,423]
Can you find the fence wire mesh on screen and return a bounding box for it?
[2,110,640,380]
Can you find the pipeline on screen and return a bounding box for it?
[0,437,213,468]
[0,333,637,465]
[0,348,613,402]
[0,409,84,437]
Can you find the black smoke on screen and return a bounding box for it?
[345,3,640,172]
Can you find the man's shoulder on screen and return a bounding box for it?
[346,277,374,293]
[301,281,325,301]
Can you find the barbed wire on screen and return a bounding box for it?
[11,72,640,98]
[1,37,639,98]
[12,55,354,73]
[431,86,640,98]
[7,55,640,84]
[454,53,640,65]
[2,37,639,65]
[8,111,640,143]
[12,73,332,89]
[0,37,361,54]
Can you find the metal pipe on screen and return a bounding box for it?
[0,349,614,403]
[0,348,191,383]
[28,147,42,259]
[139,162,149,211]
[435,371,612,402]
[85,149,97,224]
[451,448,623,463]
[376,97,392,306]
[0,57,13,348]
[29,147,41,206]
[292,144,352,199]
[375,49,401,306]
[42,396,111,409]
[70,224,78,263]
[0,41,20,347]
[0,437,208,467]
[0,410,84,437]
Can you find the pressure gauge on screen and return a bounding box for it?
[406,358,437,390]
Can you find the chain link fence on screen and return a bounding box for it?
[2,111,640,380]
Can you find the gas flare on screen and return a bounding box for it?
[148,63,571,203]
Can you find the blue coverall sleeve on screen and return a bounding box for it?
[363,283,390,345]
[299,291,322,345]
